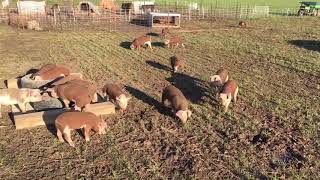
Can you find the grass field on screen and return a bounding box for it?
[0,18,319,178]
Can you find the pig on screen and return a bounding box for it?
[130,36,152,50]
[165,36,185,48]
[170,56,185,73]
[30,64,70,81]
[210,69,229,94]
[102,83,131,111]
[161,27,170,39]
[220,80,239,113]
[239,21,247,28]
[55,111,107,147]
[162,85,192,123]
[45,79,97,111]
[0,88,43,117]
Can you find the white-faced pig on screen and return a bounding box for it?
[162,85,192,124]
[46,79,97,111]
[55,111,107,147]
[31,64,70,81]
[0,88,43,117]
[210,69,229,94]
[170,56,185,73]
[165,36,185,48]
[130,36,152,50]
[102,83,131,111]
[239,21,247,28]
[220,80,239,113]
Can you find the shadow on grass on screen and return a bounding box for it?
[152,41,165,48]
[288,40,320,52]
[146,32,159,37]
[120,41,132,49]
[146,60,171,72]
[166,73,210,104]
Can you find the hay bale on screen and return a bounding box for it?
[20,74,53,89]
[32,98,64,111]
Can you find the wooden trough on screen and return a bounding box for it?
[6,76,115,130]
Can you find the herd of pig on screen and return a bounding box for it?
[0,30,239,147]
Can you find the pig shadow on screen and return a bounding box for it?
[120,41,132,49]
[152,42,165,48]
[166,73,210,104]
[288,40,320,52]
[146,60,171,72]
[146,32,159,37]
[125,85,164,113]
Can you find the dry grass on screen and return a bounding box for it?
[0,17,319,179]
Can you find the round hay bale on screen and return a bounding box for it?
[20,74,53,89]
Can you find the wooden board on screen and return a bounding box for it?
[12,102,115,130]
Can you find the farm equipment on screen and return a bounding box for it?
[298,1,320,16]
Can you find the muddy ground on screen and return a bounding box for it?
[0,18,319,179]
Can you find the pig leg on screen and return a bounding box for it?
[146,41,153,50]
[83,127,90,142]
[74,105,82,111]
[82,104,90,112]
[56,128,65,142]
[18,103,26,113]
[224,102,230,113]
[181,43,185,48]
[233,87,239,103]
[63,128,75,147]
[62,99,70,108]
[92,93,98,103]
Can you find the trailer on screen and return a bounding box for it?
[298,1,320,16]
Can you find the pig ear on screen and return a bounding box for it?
[176,110,184,119]
[187,110,192,117]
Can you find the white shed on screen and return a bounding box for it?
[17,1,46,15]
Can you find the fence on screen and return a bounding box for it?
[0,4,303,31]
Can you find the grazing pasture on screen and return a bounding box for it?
[0,17,319,179]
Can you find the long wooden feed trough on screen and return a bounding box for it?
[6,77,115,130]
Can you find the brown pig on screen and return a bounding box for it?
[45,79,97,111]
[55,111,107,147]
[239,21,247,28]
[130,36,152,50]
[210,69,229,94]
[102,83,131,111]
[165,36,185,48]
[161,27,170,39]
[31,64,70,81]
[170,56,185,73]
[162,85,192,123]
[219,80,239,113]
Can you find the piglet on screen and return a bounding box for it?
[170,56,185,73]
[210,69,229,94]
[162,85,192,123]
[102,83,131,111]
[161,27,170,39]
[239,21,247,28]
[130,36,152,50]
[165,36,185,48]
[220,80,239,113]
[31,64,70,81]
[55,111,107,147]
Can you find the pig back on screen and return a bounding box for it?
[56,111,100,129]
[221,80,238,95]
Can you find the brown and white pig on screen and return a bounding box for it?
[130,36,152,50]
[219,80,239,113]
[162,85,192,124]
[0,88,43,117]
[210,69,229,94]
[31,64,70,81]
[102,83,131,111]
[161,27,170,39]
[165,36,185,48]
[239,21,247,28]
[45,79,97,111]
[170,56,185,73]
[55,111,107,147]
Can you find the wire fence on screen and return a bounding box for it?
[0,3,309,31]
